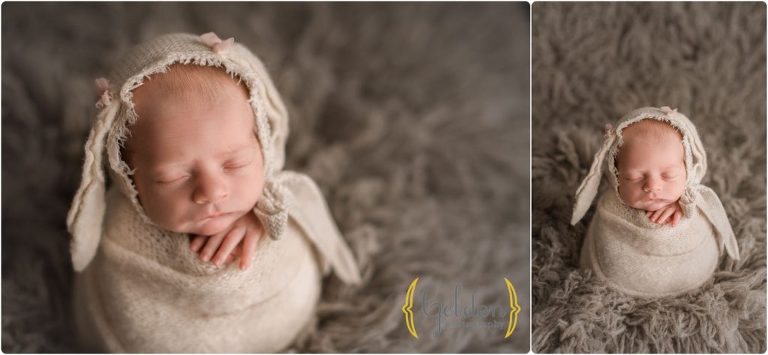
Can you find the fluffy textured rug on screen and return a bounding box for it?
[532,2,766,353]
[1,3,530,353]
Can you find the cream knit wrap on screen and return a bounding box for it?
[66,33,361,352]
[571,106,740,297]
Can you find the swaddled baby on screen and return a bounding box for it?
[67,33,361,352]
[571,106,740,297]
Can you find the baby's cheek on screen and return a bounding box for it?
[619,184,643,206]
[671,180,687,199]
[234,172,264,207]
[141,186,190,230]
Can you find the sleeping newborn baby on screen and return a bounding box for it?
[616,119,687,227]
[571,106,740,297]
[127,63,267,270]
[67,33,361,352]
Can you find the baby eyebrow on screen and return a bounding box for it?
[217,144,259,158]
[662,165,684,171]
[149,161,188,173]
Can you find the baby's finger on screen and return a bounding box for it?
[652,208,664,223]
[212,227,246,267]
[200,232,227,262]
[658,208,675,225]
[649,209,663,223]
[240,231,261,270]
[189,235,207,252]
[223,253,235,266]
[671,210,682,227]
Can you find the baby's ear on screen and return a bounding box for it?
[66,101,121,272]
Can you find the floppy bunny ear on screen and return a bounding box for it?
[694,185,740,260]
[571,127,616,225]
[276,172,362,285]
[66,100,121,272]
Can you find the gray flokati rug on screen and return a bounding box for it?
[2,3,530,352]
[532,3,766,353]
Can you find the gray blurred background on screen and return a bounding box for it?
[2,2,530,352]
[532,2,766,353]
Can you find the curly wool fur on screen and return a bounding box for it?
[532,3,766,353]
[2,3,529,352]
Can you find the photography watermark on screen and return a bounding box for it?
[402,277,521,339]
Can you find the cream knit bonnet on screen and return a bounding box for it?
[66,32,357,278]
[571,106,740,261]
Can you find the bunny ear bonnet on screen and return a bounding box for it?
[67,33,362,282]
[570,106,739,260]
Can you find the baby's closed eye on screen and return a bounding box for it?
[223,158,253,171]
[155,173,190,184]
[622,175,643,182]
[661,173,679,180]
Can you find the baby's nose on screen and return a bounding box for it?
[192,174,229,204]
[643,179,662,193]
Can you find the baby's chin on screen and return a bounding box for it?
[170,211,247,236]
[630,199,674,212]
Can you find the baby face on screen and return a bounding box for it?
[616,121,687,212]
[127,67,265,236]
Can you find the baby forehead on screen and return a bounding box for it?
[620,119,683,140]
[126,64,258,146]
[616,119,685,159]
[133,63,250,102]
[130,64,255,125]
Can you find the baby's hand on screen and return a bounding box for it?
[646,201,684,227]
[189,212,263,270]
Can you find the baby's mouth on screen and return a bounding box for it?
[644,194,667,201]
[199,211,233,221]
